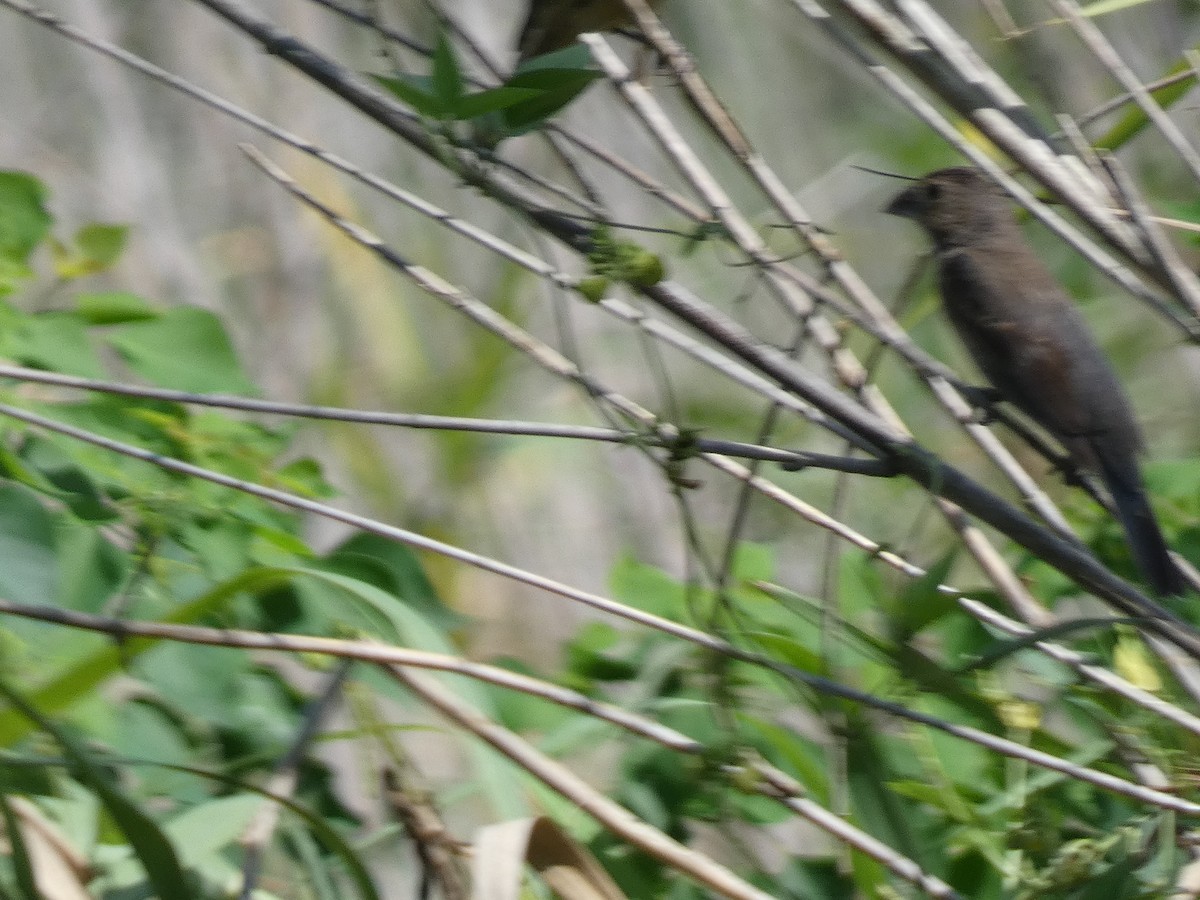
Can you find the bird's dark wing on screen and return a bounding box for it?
[937,249,1084,437]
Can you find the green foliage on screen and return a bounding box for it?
[0,172,455,898]
[0,172,51,294]
[373,36,601,142]
[104,307,258,394]
[485,537,1200,899]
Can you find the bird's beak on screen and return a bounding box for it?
[884,185,924,219]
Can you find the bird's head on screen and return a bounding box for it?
[886,167,1013,247]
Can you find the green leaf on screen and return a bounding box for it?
[488,657,575,734]
[372,74,443,117]
[55,523,127,611]
[1094,55,1197,150]
[0,256,33,296]
[74,755,382,900]
[21,395,187,477]
[53,224,129,278]
[609,556,689,620]
[0,567,294,746]
[730,542,774,582]
[845,725,932,868]
[886,549,959,641]
[513,43,594,72]
[453,85,547,119]
[75,224,127,269]
[373,74,543,123]
[75,291,157,324]
[1070,855,1141,899]
[0,442,68,500]
[166,794,263,866]
[291,566,452,649]
[736,714,830,802]
[886,779,961,812]
[0,483,59,605]
[775,857,855,900]
[431,33,464,114]
[274,456,336,499]
[16,436,115,520]
[103,307,256,393]
[565,622,639,682]
[0,172,51,266]
[8,312,104,378]
[500,67,604,133]
[21,435,117,522]
[322,532,459,630]
[745,631,827,675]
[106,703,201,799]
[958,616,1123,673]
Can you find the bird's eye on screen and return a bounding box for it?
[925,182,942,203]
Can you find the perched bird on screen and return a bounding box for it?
[886,166,1183,596]
[516,0,664,63]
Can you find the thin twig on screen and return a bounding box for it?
[961,599,1200,738]
[1073,68,1198,130]
[391,666,776,900]
[381,766,468,900]
[0,361,888,471]
[1052,0,1200,187]
[2,597,1196,813]
[238,661,354,900]
[1100,152,1200,318]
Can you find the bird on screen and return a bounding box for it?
[515,0,665,64]
[885,166,1184,596]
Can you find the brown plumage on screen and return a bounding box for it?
[516,0,664,63]
[887,167,1183,596]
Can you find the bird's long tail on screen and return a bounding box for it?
[1098,453,1184,597]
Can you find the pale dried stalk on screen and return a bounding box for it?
[391,666,771,900]
[1101,153,1200,318]
[646,6,1155,572]
[609,12,1140,631]
[612,0,1086,533]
